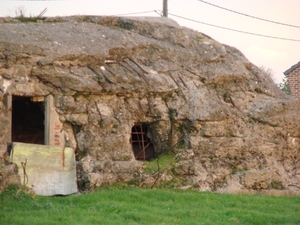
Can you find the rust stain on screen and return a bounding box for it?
[62,147,65,167]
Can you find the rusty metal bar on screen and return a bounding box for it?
[140,124,146,160]
[131,124,152,160]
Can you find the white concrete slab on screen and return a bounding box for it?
[10,142,78,196]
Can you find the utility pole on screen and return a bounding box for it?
[163,0,168,17]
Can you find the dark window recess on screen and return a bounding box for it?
[130,124,155,160]
[12,96,45,144]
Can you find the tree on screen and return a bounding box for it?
[259,66,290,95]
[279,77,291,95]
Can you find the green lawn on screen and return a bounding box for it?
[0,185,299,225]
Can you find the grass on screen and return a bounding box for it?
[14,6,47,23]
[16,15,46,22]
[0,185,299,225]
[143,152,176,174]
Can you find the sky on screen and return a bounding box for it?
[0,0,299,83]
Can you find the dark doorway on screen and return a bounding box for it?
[12,96,45,144]
[130,124,155,160]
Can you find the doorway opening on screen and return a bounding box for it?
[12,96,45,144]
[130,124,155,160]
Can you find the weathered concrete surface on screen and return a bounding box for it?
[11,143,77,196]
[0,16,299,194]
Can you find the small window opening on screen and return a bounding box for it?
[12,96,45,144]
[130,124,155,160]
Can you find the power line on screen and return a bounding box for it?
[168,13,300,42]
[198,0,300,29]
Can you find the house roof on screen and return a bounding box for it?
[284,61,300,75]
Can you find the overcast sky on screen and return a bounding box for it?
[0,0,299,83]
